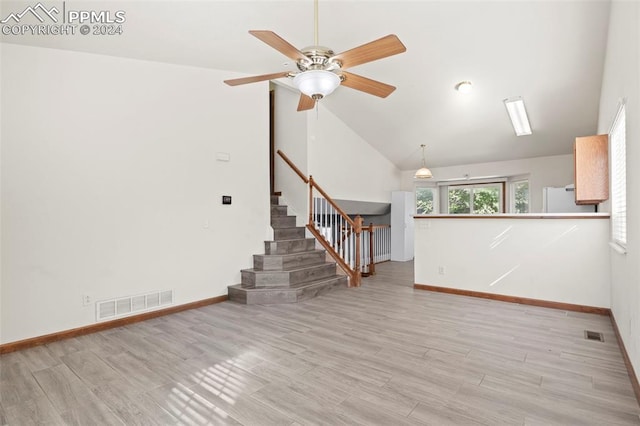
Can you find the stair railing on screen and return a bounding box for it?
[361,224,391,276]
[277,150,362,287]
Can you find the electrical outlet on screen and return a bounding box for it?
[438,266,446,275]
[82,294,91,306]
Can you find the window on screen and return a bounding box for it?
[416,186,437,214]
[611,104,626,246]
[448,183,503,214]
[448,187,471,213]
[510,180,529,213]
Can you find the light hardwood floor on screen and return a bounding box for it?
[1,261,639,425]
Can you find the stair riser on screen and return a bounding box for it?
[296,277,348,302]
[270,206,288,216]
[271,216,296,228]
[241,270,286,288]
[289,263,336,286]
[230,287,297,304]
[270,195,279,205]
[274,227,306,240]
[265,239,316,255]
[241,263,336,288]
[281,251,327,270]
[253,251,326,271]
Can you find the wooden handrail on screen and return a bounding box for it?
[309,177,355,227]
[364,224,390,230]
[277,150,309,184]
[277,149,362,287]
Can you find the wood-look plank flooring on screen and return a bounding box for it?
[1,261,639,425]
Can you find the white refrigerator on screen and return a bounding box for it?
[543,186,595,213]
[391,191,415,261]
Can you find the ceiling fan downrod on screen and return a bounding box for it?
[314,0,319,46]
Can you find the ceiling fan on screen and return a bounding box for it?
[223,0,406,112]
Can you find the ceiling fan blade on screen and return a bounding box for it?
[297,94,316,111]
[249,30,309,63]
[224,71,290,86]
[340,71,396,98]
[331,34,406,70]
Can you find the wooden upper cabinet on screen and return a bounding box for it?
[574,134,609,205]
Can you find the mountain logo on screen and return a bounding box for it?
[1,3,59,24]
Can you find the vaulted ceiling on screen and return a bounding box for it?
[1,0,611,169]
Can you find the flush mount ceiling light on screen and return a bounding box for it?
[414,144,433,179]
[455,81,473,94]
[293,70,341,100]
[504,97,532,136]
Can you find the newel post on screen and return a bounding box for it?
[353,215,364,287]
[368,223,376,276]
[308,176,314,227]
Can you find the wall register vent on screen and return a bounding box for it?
[96,290,174,322]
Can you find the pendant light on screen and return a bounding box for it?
[414,144,433,179]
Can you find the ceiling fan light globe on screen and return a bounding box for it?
[293,70,341,99]
[414,167,433,179]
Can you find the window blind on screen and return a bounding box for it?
[610,105,626,245]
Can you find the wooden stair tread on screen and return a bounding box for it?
[256,249,325,259]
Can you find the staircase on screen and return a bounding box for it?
[227,195,348,304]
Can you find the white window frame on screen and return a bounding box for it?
[610,102,626,249]
[415,184,438,215]
[447,182,504,214]
[509,179,530,214]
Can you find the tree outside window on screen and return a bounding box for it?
[512,180,529,213]
[448,188,470,213]
[472,187,500,213]
[448,183,502,214]
[416,187,435,214]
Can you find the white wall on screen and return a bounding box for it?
[400,154,574,213]
[274,91,402,224]
[415,217,611,308]
[0,41,3,334]
[308,104,401,203]
[1,44,270,344]
[597,0,640,383]
[273,85,309,226]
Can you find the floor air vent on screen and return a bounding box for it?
[584,330,604,342]
[96,290,174,322]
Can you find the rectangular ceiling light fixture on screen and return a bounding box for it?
[504,97,532,136]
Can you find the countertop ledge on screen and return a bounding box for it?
[414,213,610,219]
